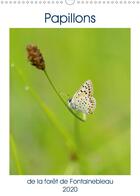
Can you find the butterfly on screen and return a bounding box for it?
[68,80,96,114]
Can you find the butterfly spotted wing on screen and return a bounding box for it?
[68,80,96,114]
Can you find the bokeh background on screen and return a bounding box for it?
[10,28,130,175]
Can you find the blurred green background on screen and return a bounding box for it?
[10,28,130,175]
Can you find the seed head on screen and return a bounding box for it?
[26,44,45,70]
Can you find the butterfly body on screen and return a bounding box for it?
[68,80,96,114]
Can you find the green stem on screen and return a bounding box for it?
[73,118,86,174]
[74,117,80,150]
[10,132,23,175]
[43,69,85,122]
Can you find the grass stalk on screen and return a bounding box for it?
[73,117,88,174]
[43,69,85,122]
[10,132,23,174]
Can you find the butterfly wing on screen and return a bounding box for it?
[71,80,96,114]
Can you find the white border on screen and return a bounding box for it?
[0,3,140,196]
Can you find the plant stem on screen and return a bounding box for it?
[73,118,87,174]
[10,132,23,175]
[74,117,80,151]
[43,69,85,122]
